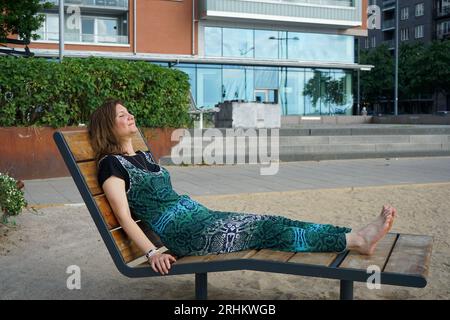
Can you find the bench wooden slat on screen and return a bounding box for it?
[383,234,433,276]
[79,160,102,195]
[110,227,144,263]
[62,130,148,162]
[288,252,338,266]
[94,194,121,230]
[61,130,96,162]
[340,233,398,270]
[209,250,258,261]
[251,249,295,263]
[175,254,218,265]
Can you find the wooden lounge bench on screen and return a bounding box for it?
[53,129,433,300]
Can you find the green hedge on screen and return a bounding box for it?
[0,56,192,128]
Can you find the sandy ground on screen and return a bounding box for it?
[1,182,449,300]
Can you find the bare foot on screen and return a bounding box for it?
[352,205,395,255]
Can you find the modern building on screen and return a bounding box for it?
[27,0,371,116]
[361,0,450,113]
[436,0,450,40]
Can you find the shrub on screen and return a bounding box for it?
[0,56,193,128]
[0,172,27,224]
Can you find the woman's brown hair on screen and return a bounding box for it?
[88,98,126,167]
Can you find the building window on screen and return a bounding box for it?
[35,13,128,44]
[371,36,376,48]
[365,38,369,49]
[437,21,450,38]
[204,26,354,63]
[204,27,222,57]
[177,63,353,116]
[401,7,409,20]
[415,25,424,38]
[36,14,58,41]
[401,28,409,41]
[223,28,254,58]
[415,3,424,17]
[437,0,450,16]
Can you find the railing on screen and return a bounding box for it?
[200,0,362,26]
[382,19,396,30]
[437,29,450,39]
[437,6,450,17]
[36,31,129,44]
[384,39,395,49]
[255,0,354,7]
[43,0,128,9]
[382,0,396,7]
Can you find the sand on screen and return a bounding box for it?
[1,183,449,300]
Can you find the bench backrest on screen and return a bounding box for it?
[53,129,163,270]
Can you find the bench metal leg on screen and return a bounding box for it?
[340,280,354,300]
[195,273,208,300]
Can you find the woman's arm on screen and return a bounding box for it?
[102,176,176,274]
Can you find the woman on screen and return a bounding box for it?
[88,99,396,275]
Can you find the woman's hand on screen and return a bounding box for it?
[148,253,177,275]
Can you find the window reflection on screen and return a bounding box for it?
[205,27,222,57]
[176,64,353,115]
[205,26,354,63]
[288,32,354,62]
[196,66,222,108]
[255,30,280,59]
[223,28,254,58]
[223,67,246,101]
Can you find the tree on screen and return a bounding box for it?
[360,40,450,112]
[0,0,53,43]
[359,44,394,105]
[303,70,347,113]
[418,40,450,98]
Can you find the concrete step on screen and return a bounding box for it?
[158,127,450,164]
[178,125,450,137]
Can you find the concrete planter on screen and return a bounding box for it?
[0,127,179,180]
[215,101,281,128]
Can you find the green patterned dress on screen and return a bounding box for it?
[111,152,351,257]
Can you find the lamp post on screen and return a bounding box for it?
[59,0,64,63]
[268,35,299,114]
[394,0,399,115]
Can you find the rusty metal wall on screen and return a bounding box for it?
[0,127,179,180]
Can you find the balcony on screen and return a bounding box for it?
[36,31,129,45]
[382,0,395,12]
[436,6,450,19]
[43,0,128,11]
[198,0,362,28]
[437,28,450,40]
[382,18,396,31]
[383,39,395,50]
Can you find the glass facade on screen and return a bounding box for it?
[205,27,354,63]
[194,26,355,115]
[175,64,354,116]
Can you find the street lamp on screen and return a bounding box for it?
[394,0,399,115]
[59,0,64,63]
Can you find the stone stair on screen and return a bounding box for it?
[158,125,450,164]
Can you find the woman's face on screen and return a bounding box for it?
[114,103,137,139]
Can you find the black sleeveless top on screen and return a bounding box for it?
[97,150,160,191]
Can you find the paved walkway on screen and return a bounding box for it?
[23,156,450,206]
